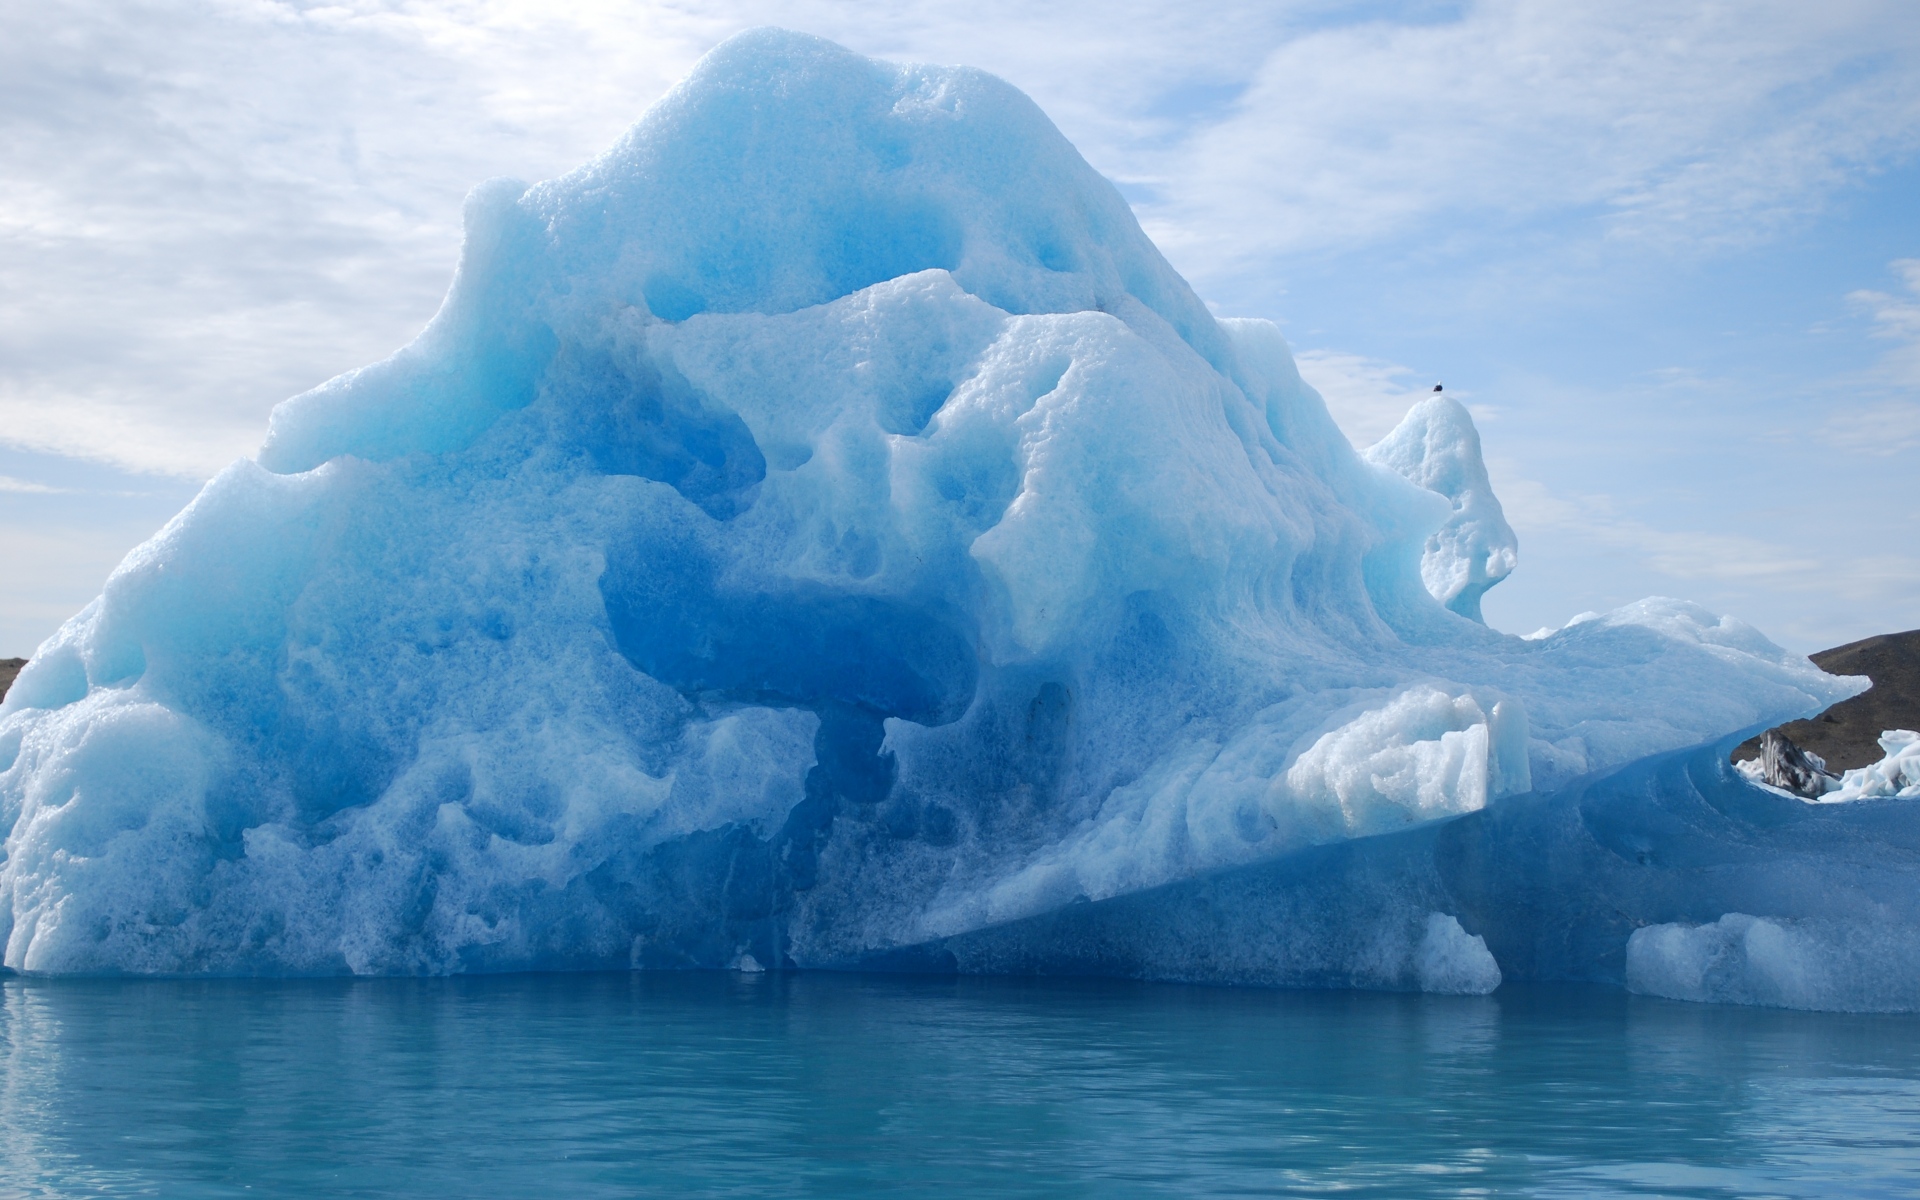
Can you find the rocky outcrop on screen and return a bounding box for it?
[0,658,23,703]
[1758,728,1839,798]
[1735,629,1920,771]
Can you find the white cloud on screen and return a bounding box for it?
[1495,473,1822,583]
[1485,454,1918,653]
[8,2,1918,477]
[1149,0,1920,285]
[1292,349,1438,447]
[1848,257,1920,384]
[1806,258,1920,455]
[0,385,257,480]
[0,476,62,495]
[1816,399,1920,457]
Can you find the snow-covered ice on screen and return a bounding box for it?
[0,31,1896,1001]
[1835,731,1920,800]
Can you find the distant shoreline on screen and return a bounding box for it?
[1732,629,1920,771]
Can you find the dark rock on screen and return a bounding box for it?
[1734,629,1920,772]
[1760,728,1837,798]
[0,658,23,703]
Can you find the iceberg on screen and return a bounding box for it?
[0,31,1893,1000]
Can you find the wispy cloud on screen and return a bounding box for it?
[0,475,62,495]
[1816,399,1920,457]
[7,2,1918,477]
[1807,258,1920,455]
[1292,349,1438,447]
[1484,453,1918,652]
[1494,473,1822,584]
[0,384,261,480]
[1150,1,1920,285]
[1848,257,1920,383]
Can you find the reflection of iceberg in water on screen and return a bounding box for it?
[1,973,1914,1191]
[0,31,1899,1005]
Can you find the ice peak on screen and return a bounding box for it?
[260,30,1227,475]
[1365,394,1518,622]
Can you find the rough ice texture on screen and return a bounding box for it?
[0,32,1881,992]
[1364,396,1518,622]
[1628,913,1920,1012]
[1415,912,1502,995]
[880,737,1920,1011]
[1821,730,1920,801]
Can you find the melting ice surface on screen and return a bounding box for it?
[0,32,1903,1005]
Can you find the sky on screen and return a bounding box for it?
[2,0,1916,657]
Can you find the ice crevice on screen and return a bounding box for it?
[0,30,1898,1007]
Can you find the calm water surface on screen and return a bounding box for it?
[1,972,1916,1197]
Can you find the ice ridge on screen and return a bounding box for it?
[880,736,1920,1012]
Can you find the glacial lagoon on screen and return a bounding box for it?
[3,971,1917,1198]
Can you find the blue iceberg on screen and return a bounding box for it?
[1,31,1902,1006]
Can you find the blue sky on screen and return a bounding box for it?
[2,0,1916,656]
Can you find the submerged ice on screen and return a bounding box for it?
[0,32,1896,1002]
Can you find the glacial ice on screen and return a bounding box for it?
[1364,395,1517,623]
[887,734,1920,1011]
[1835,731,1920,800]
[0,31,1897,1002]
[1415,912,1503,995]
[1628,913,1920,1012]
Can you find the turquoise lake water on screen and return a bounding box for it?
[1,972,1917,1197]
